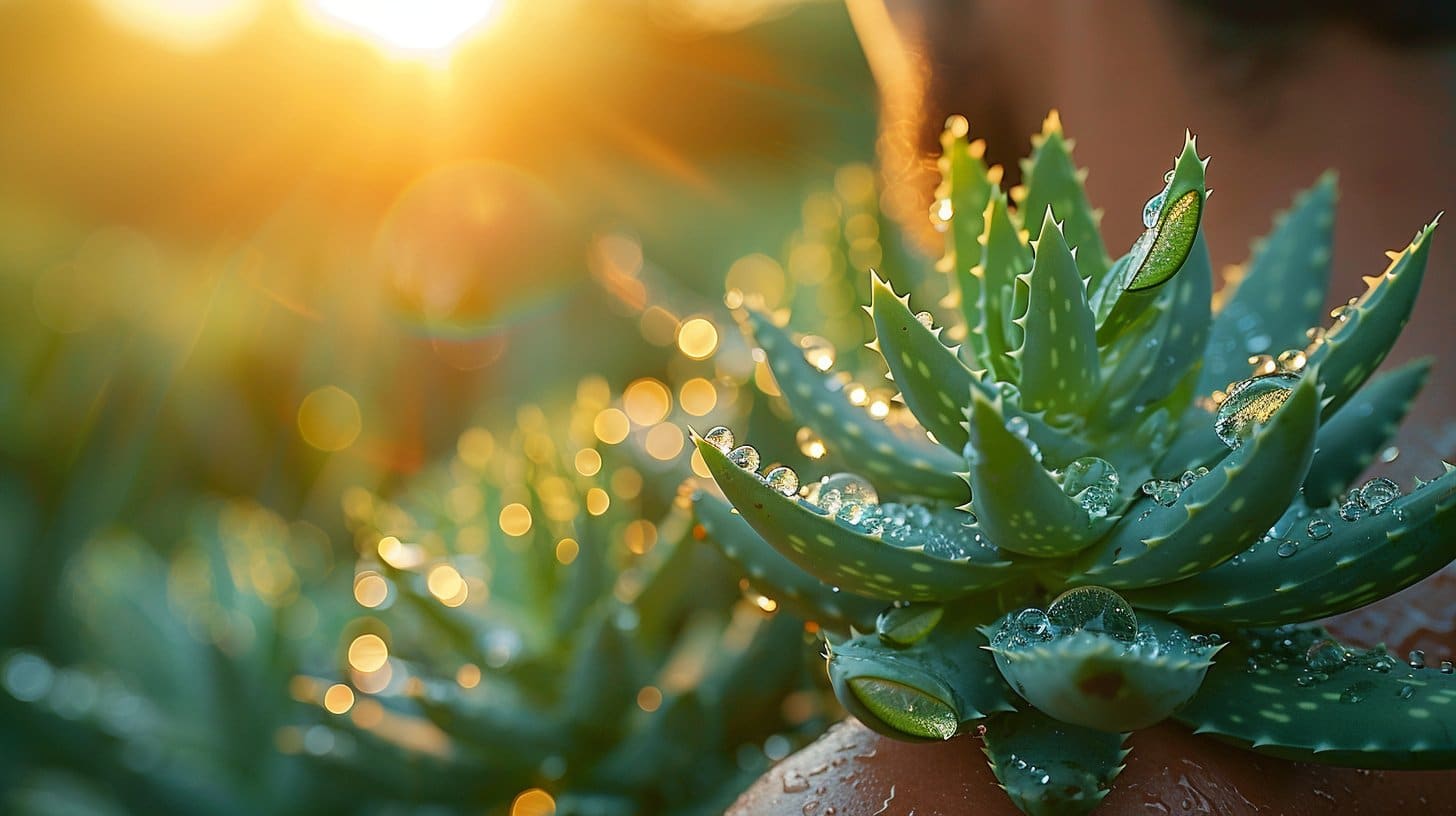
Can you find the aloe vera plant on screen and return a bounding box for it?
[691,113,1456,814]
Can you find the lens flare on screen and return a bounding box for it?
[307,0,505,57]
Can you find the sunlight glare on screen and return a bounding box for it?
[307,0,505,56]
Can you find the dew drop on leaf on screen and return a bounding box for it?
[1306,517,1333,540]
[704,425,735,453]
[1046,586,1138,644]
[1275,539,1299,558]
[1214,372,1300,449]
[765,466,799,497]
[1357,477,1400,514]
[727,445,760,472]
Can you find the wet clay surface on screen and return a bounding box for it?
[729,718,1456,815]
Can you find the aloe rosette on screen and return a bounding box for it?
[690,113,1456,814]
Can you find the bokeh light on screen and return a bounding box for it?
[347,634,389,673]
[306,0,505,56]
[499,503,533,536]
[323,683,356,714]
[353,572,389,608]
[622,378,672,425]
[297,386,363,452]
[511,789,556,816]
[676,317,719,359]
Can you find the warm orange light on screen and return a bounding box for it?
[511,788,556,816]
[499,503,532,536]
[347,634,389,673]
[305,0,505,57]
[323,683,355,714]
[297,386,362,452]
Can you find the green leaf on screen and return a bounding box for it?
[1129,464,1456,625]
[981,709,1128,816]
[691,489,882,630]
[1017,111,1111,294]
[1197,174,1337,397]
[1095,135,1208,336]
[966,389,1112,558]
[742,308,968,500]
[829,606,1017,741]
[1302,358,1429,507]
[938,117,996,368]
[1307,219,1437,418]
[970,190,1031,381]
[1073,373,1319,588]
[693,435,1013,601]
[1016,210,1100,419]
[1177,626,1456,768]
[870,272,978,451]
[987,614,1216,734]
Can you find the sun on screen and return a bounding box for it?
[305,0,505,57]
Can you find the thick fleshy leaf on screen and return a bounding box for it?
[693,436,1012,601]
[691,489,882,630]
[1017,111,1111,294]
[829,607,1017,741]
[1302,358,1429,507]
[1130,464,1456,625]
[870,272,978,451]
[981,709,1128,816]
[742,309,968,500]
[966,390,1113,558]
[987,615,1216,733]
[1177,626,1456,769]
[938,116,996,368]
[1307,219,1437,418]
[1073,373,1319,588]
[1015,210,1100,419]
[973,190,1031,381]
[1198,174,1337,397]
[1095,135,1208,337]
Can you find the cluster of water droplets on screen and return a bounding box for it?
[993,586,1138,651]
[1055,456,1120,518]
[1138,467,1209,512]
[1225,475,1408,566]
[1242,626,1446,703]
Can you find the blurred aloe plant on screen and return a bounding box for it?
[318,381,834,816]
[690,112,1456,814]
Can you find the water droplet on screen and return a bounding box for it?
[817,473,879,508]
[1380,446,1400,463]
[1358,477,1400,515]
[1179,467,1210,489]
[836,501,866,525]
[1276,539,1300,558]
[704,426,735,453]
[1141,479,1182,507]
[1398,684,1415,701]
[1307,518,1333,540]
[1441,661,1454,675]
[914,310,935,329]
[1408,650,1427,669]
[1006,416,1030,439]
[1330,297,1357,323]
[1338,500,1364,522]
[1305,639,1347,672]
[1046,586,1138,644]
[1214,373,1300,449]
[930,197,954,233]
[766,466,799,497]
[728,445,760,472]
[1015,608,1053,643]
[1142,192,1165,229]
[1163,169,1176,183]
[800,335,836,372]
[1276,349,1307,372]
[1058,456,1120,518]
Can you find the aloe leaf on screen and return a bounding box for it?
[966,389,1113,558]
[1302,358,1430,507]
[1017,111,1111,294]
[981,709,1128,816]
[987,613,1217,734]
[564,605,643,735]
[973,190,1032,381]
[828,606,1017,741]
[1074,373,1319,588]
[741,308,968,500]
[1198,174,1337,397]
[1177,626,1456,769]
[693,436,1013,601]
[691,489,882,630]
[1307,219,1437,418]
[1015,210,1100,419]
[938,117,996,368]
[1095,135,1207,338]
[870,272,977,451]
[1130,465,1456,625]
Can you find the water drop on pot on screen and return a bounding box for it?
[704,425,735,453]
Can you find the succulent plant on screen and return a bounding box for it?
[690,112,1456,814]
[319,381,834,816]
